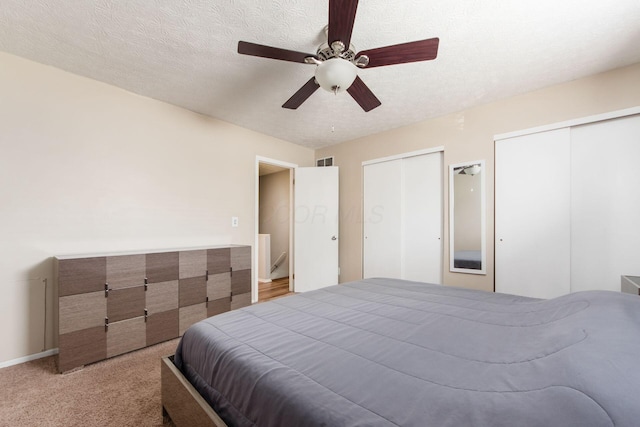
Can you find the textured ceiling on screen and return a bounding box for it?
[1,1,639,149]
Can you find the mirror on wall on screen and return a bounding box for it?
[449,160,486,274]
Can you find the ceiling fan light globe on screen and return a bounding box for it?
[315,58,358,93]
[466,165,481,176]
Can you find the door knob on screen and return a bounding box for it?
[331,236,337,240]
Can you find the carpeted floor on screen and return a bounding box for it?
[0,339,180,426]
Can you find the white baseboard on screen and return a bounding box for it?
[0,348,59,370]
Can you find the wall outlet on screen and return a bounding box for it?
[231,216,239,227]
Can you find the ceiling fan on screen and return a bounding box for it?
[237,0,439,112]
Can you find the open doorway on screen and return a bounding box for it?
[255,157,296,303]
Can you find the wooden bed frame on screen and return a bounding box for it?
[161,355,228,427]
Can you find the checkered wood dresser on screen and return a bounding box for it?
[55,245,251,373]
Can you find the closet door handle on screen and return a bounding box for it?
[331,236,337,241]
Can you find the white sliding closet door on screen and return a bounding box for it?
[402,154,442,283]
[495,128,571,298]
[570,114,640,292]
[363,152,442,283]
[363,160,402,279]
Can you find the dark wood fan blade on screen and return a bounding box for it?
[282,77,320,109]
[238,41,316,63]
[347,76,381,112]
[328,0,359,48]
[357,37,439,68]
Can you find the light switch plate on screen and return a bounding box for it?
[231,216,239,227]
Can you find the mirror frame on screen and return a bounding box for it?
[449,160,486,275]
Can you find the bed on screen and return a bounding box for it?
[162,277,640,427]
[453,250,482,269]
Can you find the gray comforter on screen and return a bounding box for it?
[175,278,640,427]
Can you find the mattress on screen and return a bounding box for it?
[175,278,640,427]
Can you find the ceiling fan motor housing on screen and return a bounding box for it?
[316,42,357,62]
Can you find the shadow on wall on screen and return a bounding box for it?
[24,257,55,360]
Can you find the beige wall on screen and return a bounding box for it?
[259,170,290,279]
[316,62,640,292]
[0,52,314,365]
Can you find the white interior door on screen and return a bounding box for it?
[402,153,442,283]
[294,166,339,292]
[495,128,571,298]
[570,114,640,292]
[363,160,402,279]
